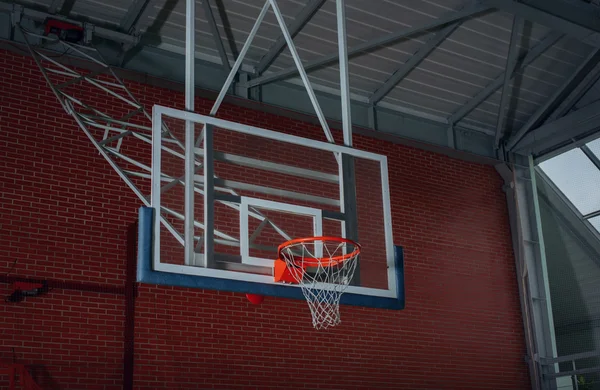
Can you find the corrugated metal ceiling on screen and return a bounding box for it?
[21,0,598,136]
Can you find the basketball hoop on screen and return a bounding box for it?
[274,237,360,329]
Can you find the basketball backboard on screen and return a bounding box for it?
[136,105,404,309]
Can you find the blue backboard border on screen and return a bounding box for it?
[137,207,405,310]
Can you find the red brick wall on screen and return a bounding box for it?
[0,48,529,389]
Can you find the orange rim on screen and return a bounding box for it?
[277,236,361,268]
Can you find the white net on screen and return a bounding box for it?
[279,238,360,330]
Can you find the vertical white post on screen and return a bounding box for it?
[151,107,162,268]
[336,0,358,272]
[204,123,215,268]
[337,0,352,147]
[184,0,195,266]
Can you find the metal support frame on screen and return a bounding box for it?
[495,16,523,148]
[509,155,559,389]
[151,104,397,299]
[546,60,600,124]
[184,0,196,266]
[484,0,600,48]
[513,100,600,157]
[255,0,326,75]
[507,49,600,151]
[369,22,460,105]
[243,3,492,88]
[449,32,562,126]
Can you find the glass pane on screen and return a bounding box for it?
[589,216,600,233]
[539,148,600,216]
[587,137,600,159]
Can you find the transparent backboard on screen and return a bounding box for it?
[149,105,397,299]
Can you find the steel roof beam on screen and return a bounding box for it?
[449,31,562,125]
[506,48,600,151]
[546,61,600,124]
[494,16,522,147]
[513,99,600,156]
[119,0,151,33]
[244,2,493,88]
[368,22,460,105]
[484,0,600,47]
[201,0,231,71]
[255,0,326,75]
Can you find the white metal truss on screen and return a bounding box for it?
[19,0,356,269]
[19,26,292,266]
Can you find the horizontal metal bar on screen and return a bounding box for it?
[544,366,600,379]
[214,192,242,203]
[194,148,339,183]
[583,210,600,220]
[245,2,492,88]
[195,176,340,207]
[79,114,152,131]
[213,258,273,276]
[159,206,239,242]
[322,210,346,221]
[156,105,388,163]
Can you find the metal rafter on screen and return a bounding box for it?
[449,31,562,125]
[201,0,231,72]
[514,99,600,156]
[369,22,460,105]
[546,59,600,124]
[243,2,493,88]
[119,0,151,33]
[255,0,326,75]
[506,48,600,151]
[494,16,523,147]
[484,0,600,47]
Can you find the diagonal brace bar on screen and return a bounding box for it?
[494,16,523,147]
[244,2,492,88]
[369,22,460,105]
[255,0,326,75]
[449,31,562,125]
